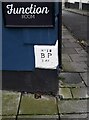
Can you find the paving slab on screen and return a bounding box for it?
[60,113,88,119]
[1,116,16,120]
[62,38,71,43]
[62,48,77,54]
[58,88,72,99]
[62,61,87,72]
[62,35,73,39]
[62,54,72,62]
[70,62,87,72]
[71,88,89,99]
[59,73,85,87]
[75,48,87,54]
[62,28,67,31]
[87,62,89,67]
[63,42,82,48]
[62,39,70,44]
[2,91,21,116]
[62,37,69,40]
[68,38,77,43]
[58,100,88,114]
[70,54,87,62]
[80,73,88,86]
[18,115,59,120]
[62,62,75,72]
[19,94,58,115]
[0,116,2,120]
[62,31,70,35]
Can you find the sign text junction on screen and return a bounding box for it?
[2,2,54,27]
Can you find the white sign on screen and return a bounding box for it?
[34,40,58,69]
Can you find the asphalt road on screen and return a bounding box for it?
[62,10,88,44]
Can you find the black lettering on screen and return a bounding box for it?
[41,53,45,58]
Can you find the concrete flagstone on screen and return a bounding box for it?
[75,47,87,54]
[70,54,87,62]
[58,100,88,114]
[62,39,70,44]
[62,61,87,72]
[68,38,77,43]
[0,116,2,120]
[59,73,85,88]
[62,48,77,54]
[70,62,87,72]
[62,35,74,39]
[62,31,70,36]
[80,73,88,86]
[63,42,82,48]
[71,87,89,99]
[62,61,76,72]
[2,91,21,116]
[18,115,59,120]
[60,113,88,119]
[62,54,72,62]
[19,94,58,115]
[58,88,72,99]
[1,116,16,120]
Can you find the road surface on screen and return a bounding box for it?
[62,10,88,45]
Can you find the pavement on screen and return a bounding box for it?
[0,26,89,120]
